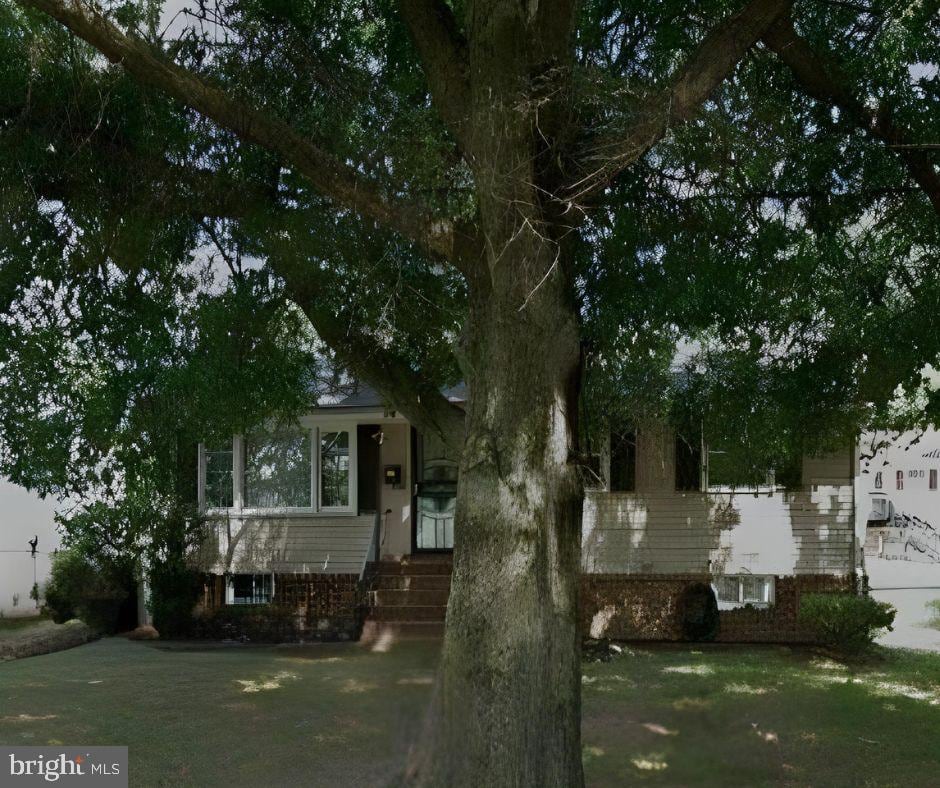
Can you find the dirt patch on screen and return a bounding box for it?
[0,620,97,661]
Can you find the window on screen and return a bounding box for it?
[228,574,273,605]
[874,471,882,490]
[713,575,774,609]
[897,470,904,491]
[320,430,350,509]
[931,470,937,491]
[244,428,312,508]
[609,430,636,492]
[675,433,701,491]
[204,444,234,508]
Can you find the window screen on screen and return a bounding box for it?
[244,428,312,508]
[320,431,351,508]
[204,444,234,508]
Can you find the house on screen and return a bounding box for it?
[858,429,940,587]
[190,386,861,642]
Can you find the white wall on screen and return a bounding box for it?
[0,480,60,616]
[378,423,412,558]
[582,428,857,577]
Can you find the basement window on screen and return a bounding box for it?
[713,575,774,610]
[227,574,274,605]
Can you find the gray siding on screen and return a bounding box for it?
[205,515,377,576]
[582,485,855,576]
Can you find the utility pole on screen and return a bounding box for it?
[28,535,38,609]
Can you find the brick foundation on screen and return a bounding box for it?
[580,573,857,644]
[193,572,368,642]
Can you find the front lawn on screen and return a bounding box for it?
[2,638,939,786]
[0,614,47,637]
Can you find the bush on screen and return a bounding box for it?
[191,604,299,642]
[44,549,136,634]
[678,582,720,641]
[799,593,895,655]
[149,560,201,638]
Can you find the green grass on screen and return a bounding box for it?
[0,614,48,638]
[582,644,940,787]
[2,638,940,786]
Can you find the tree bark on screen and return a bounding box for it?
[410,238,584,786]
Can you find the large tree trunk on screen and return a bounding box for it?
[406,4,585,784]
[411,230,585,785]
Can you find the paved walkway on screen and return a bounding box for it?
[867,557,940,652]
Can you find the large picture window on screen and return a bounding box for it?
[204,443,234,509]
[200,422,356,513]
[320,431,350,508]
[244,428,312,508]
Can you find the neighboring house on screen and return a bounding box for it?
[192,386,861,642]
[0,480,60,617]
[859,429,940,566]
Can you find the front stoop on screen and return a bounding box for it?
[364,557,452,637]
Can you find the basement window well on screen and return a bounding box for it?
[713,575,774,610]
[227,574,274,605]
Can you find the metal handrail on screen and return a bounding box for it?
[360,511,381,581]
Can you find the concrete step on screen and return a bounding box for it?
[373,589,450,607]
[375,574,452,591]
[369,605,447,622]
[376,559,453,576]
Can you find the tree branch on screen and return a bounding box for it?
[763,15,940,216]
[18,0,457,260]
[567,0,792,203]
[399,0,472,151]
[270,251,466,457]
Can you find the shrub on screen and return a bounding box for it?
[149,560,201,638]
[191,604,299,642]
[799,592,895,655]
[678,582,720,641]
[44,548,136,634]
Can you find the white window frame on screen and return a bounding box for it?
[198,439,236,512]
[199,419,358,516]
[225,572,275,605]
[317,424,357,513]
[712,574,775,610]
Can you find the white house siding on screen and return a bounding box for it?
[582,486,855,577]
[582,443,858,579]
[200,514,377,577]
[377,423,413,558]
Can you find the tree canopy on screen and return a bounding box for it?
[1,0,938,783]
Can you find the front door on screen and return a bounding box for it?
[413,429,457,551]
[356,424,381,514]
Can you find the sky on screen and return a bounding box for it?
[0,479,60,615]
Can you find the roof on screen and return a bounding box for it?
[319,383,466,410]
